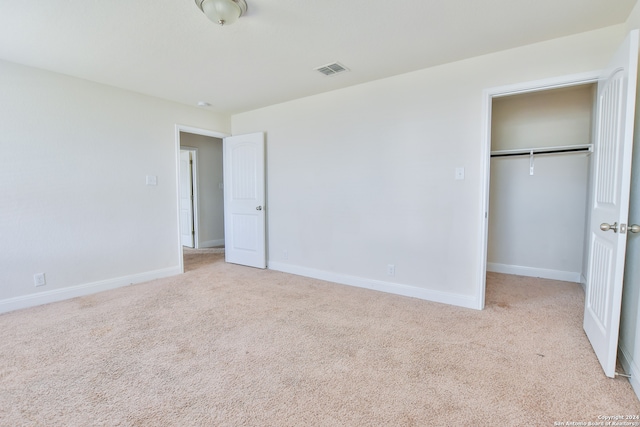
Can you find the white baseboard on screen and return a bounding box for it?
[199,239,224,248]
[618,345,640,401]
[486,263,581,283]
[580,273,587,291]
[268,262,479,310]
[0,266,181,315]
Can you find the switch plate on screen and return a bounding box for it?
[146,175,158,186]
[34,273,46,287]
[455,167,465,180]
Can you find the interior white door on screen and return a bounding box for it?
[223,132,266,268]
[179,150,195,247]
[584,30,639,378]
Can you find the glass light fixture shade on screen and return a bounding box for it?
[198,0,247,26]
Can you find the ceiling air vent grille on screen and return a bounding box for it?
[315,62,349,76]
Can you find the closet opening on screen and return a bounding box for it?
[486,83,597,290]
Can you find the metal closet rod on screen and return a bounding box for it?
[490,144,593,158]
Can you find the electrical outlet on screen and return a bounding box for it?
[387,264,395,276]
[34,273,46,287]
[455,167,465,180]
[283,250,288,260]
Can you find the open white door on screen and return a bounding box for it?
[584,30,639,378]
[179,150,195,247]
[223,132,266,269]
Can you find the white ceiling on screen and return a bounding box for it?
[0,0,636,114]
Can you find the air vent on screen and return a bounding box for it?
[315,62,349,76]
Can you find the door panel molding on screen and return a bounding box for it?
[584,30,639,378]
[224,132,266,269]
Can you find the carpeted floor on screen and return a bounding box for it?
[1,250,639,426]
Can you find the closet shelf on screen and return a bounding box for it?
[490,144,593,158]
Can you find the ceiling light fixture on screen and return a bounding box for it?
[195,0,247,26]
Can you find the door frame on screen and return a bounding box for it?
[179,146,198,248]
[476,71,600,309]
[174,124,229,273]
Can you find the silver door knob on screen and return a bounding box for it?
[630,224,640,233]
[600,222,618,232]
[256,206,262,211]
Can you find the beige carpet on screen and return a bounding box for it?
[1,251,639,426]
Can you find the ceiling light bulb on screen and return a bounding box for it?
[196,0,247,26]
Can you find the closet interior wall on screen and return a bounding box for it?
[487,84,596,283]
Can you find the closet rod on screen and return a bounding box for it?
[490,144,593,158]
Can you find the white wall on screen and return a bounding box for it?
[487,86,594,282]
[490,86,594,151]
[488,155,590,280]
[232,25,627,309]
[626,0,640,34]
[0,59,230,312]
[180,133,225,248]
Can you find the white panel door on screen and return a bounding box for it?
[584,30,639,378]
[223,132,266,269]
[179,150,195,247]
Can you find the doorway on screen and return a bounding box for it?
[478,73,601,308]
[487,83,596,285]
[175,125,229,273]
[179,132,225,249]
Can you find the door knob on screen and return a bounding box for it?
[600,222,618,232]
[256,206,262,211]
[630,224,640,233]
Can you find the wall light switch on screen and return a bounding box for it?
[455,167,465,180]
[146,175,158,186]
